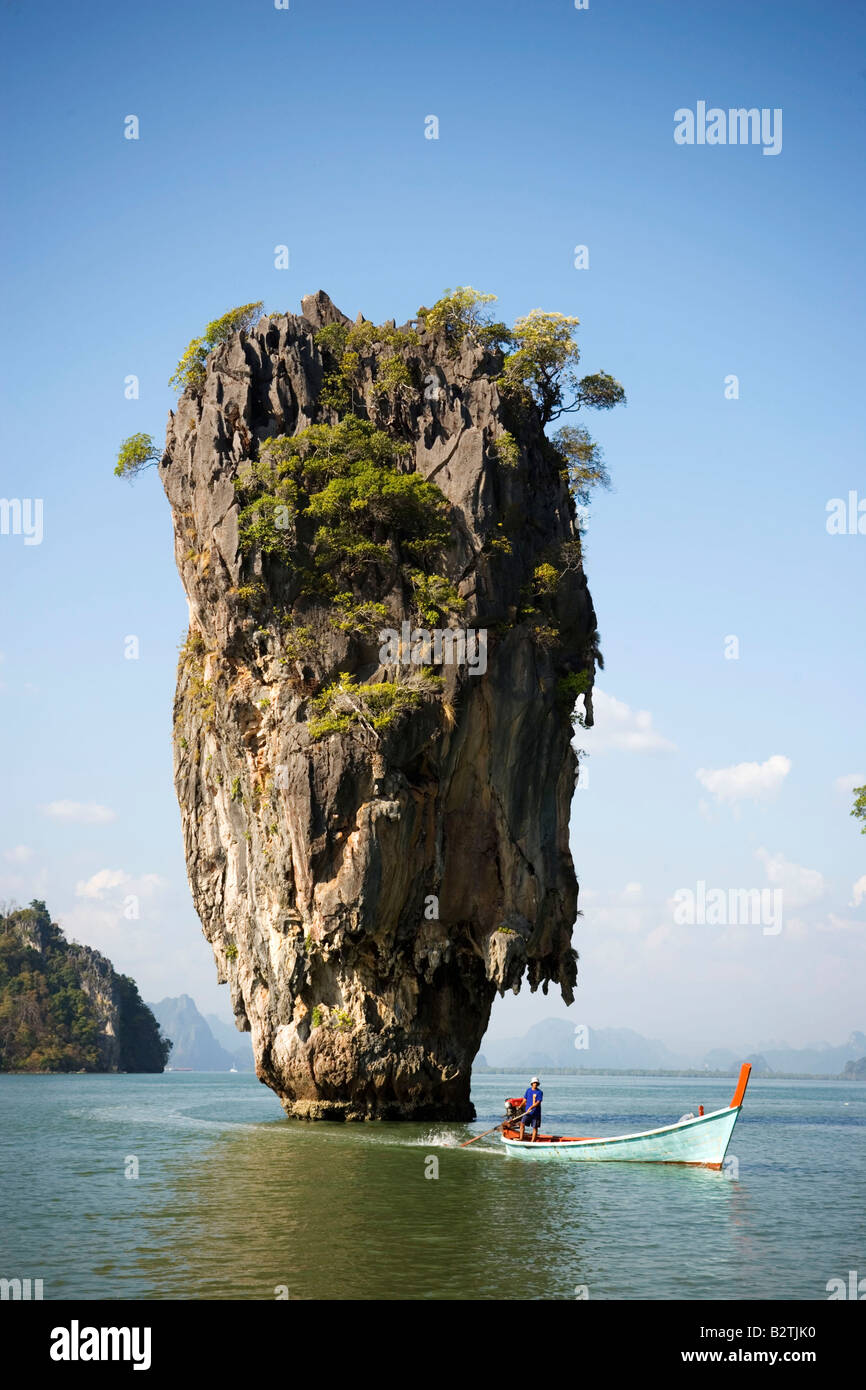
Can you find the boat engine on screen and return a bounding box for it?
[504,1097,526,1118]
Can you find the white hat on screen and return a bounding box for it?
[531,1076,540,1084]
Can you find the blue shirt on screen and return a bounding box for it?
[524,1086,542,1116]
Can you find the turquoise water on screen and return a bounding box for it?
[0,1071,863,1300]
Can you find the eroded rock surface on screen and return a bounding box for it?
[161,292,596,1119]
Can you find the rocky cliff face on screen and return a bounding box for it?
[162,292,597,1119]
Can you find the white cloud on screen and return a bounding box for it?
[75,868,128,899]
[43,801,116,825]
[815,913,864,934]
[835,773,865,796]
[75,869,165,900]
[696,754,791,804]
[756,848,827,909]
[3,845,33,863]
[581,689,675,753]
[646,923,673,950]
[851,876,866,909]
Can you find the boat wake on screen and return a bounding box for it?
[402,1128,467,1148]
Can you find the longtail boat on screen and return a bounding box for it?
[500,1063,751,1169]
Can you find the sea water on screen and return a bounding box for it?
[0,1071,862,1300]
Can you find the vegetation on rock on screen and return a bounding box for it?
[115,432,160,479]
[170,301,265,393]
[235,416,461,646]
[309,669,443,740]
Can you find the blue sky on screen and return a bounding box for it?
[0,0,863,1053]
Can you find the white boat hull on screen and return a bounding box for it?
[502,1097,744,1169]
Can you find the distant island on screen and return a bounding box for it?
[0,900,170,1073]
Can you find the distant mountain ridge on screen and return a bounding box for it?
[479,1019,686,1071]
[148,995,254,1071]
[478,1019,866,1076]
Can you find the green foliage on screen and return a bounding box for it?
[408,571,465,626]
[482,522,512,558]
[236,581,267,605]
[179,629,206,661]
[311,1005,323,1028]
[314,322,350,360]
[114,973,172,1071]
[575,372,627,410]
[187,669,216,727]
[333,1008,352,1031]
[500,310,625,426]
[230,777,242,802]
[306,467,448,568]
[237,419,452,612]
[309,670,443,740]
[532,562,560,596]
[556,670,592,726]
[556,537,584,573]
[852,786,866,834]
[115,433,159,479]
[373,354,413,398]
[224,943,239,961]
[331,594,389,638]
[0,901,169,1073]
[170,336,208,394]
[551,425,611,506]
[280,620,316,665]
[418,288,509,352]
[170,301,265,393]
[315,319,419,413]
[491,432,520,469]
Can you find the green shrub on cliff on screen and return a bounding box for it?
[417,288,509,352]
[309,670,443,740]
[491,432,520,469]
[408,571,465,626]
[331,595,390,638]
[236,418,459,635]
[550,425,611,506]
[315,319,419,413]
[500,310,626,427]
[170,301,265,393]
[852,786,866,833]
[555,669,591,725]
[115,433,160,479]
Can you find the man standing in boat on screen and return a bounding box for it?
[519,1076,543,1142]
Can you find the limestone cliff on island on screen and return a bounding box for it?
[157,289,623,1118]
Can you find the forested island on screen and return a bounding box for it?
[0,900,170,1072]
